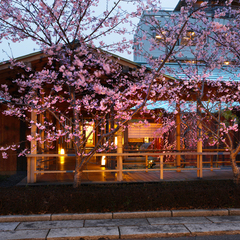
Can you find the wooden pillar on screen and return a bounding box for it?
[176,103,181,172]
[210,155,213,171]
[109,112,115,169]
[124,123,129,150]
[160,155,163,180]
[117,128,123,181]
[145,155,148,173]
[95,119,101,165]
[40,113,45,173]
[197,104,203,178]
[27,111,37,183]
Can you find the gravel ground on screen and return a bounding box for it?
[0,172,27,187]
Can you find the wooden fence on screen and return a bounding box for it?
[26,151,234,184]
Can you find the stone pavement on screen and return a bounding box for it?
[1,209,240,239]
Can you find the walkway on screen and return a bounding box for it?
[1,209,240,239]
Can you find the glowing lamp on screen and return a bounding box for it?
[58,148,65,165]
[114,137,118,146]
[101,156,106,166]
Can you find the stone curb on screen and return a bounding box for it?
[0,214,51,222]
[228,208,240,215]
[0,209,239,222]
[113,211,171,219]
[172,209,229,217]
[51,213,112,221]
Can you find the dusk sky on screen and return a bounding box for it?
[0,0,179,61]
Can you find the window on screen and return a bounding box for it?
[181,31,196,46]
[155,30,167,42]
[155,31,166,39]
[85,124,94,146]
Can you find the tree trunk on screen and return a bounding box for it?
[73,156,83,188]
[231,153,240,184]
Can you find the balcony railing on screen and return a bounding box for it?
[26,151,235,184]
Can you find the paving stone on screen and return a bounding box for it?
[113,211,170,219]
[51,212,112,220]
[47,226,119,239]
[0,229,48,240]
[148,217,211,225]
[120,224,190,239]
[0,222,20,231]
[185,222,240,235]
[0,214,51,222]
[172,209,228,217]
[85,218,148,227]
[228,208,240,215]
[207,215,240,223]
[17,220,84,230]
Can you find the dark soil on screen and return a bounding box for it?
[0,173,240,215]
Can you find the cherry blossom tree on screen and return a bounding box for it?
[0,0,156,187]
[174,1,240,183]
[2,0,240,186]
[1,0,202,187]
[135,0,240,182]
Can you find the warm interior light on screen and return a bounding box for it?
[101,156,106,166]
[155,31,166,39]
[225,61,229,65]
[85,125,94,145]
[115,137,118,146]
[58,148,65,165]
[144,137,149,143]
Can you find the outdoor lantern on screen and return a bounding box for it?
[58,148,65,165]
[101,156,106,166]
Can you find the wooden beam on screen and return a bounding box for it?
[197,103,203,178]
[117,128,123,181]
[28,111,37,183]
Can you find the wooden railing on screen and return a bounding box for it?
[26,151,235,184]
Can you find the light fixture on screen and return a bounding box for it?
[101,156,106,166]
[115,136,118,146]
[58,148,65,165]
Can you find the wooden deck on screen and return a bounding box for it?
[19,156,234,185]
[18,167,234,186]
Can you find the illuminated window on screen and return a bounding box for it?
[85,124,94,146]
[144,137,149,143]
[155,31,166,39]
[155,30,167,42]
[181,31,196,45]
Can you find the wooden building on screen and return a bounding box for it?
[0,51,169,176]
